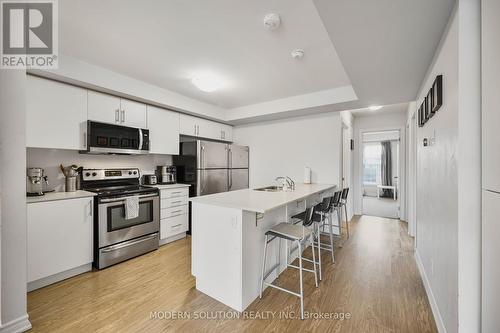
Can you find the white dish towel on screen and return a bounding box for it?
[125,196,139,219]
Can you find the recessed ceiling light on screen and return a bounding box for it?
[369,105,383,111]
[263,13,281,30]
[291,49,305,59]
[191,72,224,92]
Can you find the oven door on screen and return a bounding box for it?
[98,193,159,248]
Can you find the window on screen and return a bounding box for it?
[363,143,382,184]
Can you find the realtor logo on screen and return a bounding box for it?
[1,0,58,69]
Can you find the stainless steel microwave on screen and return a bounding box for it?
[81,121,150,155]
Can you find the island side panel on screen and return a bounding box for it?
[191,202,244,311]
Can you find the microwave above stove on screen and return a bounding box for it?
[81,121,149,155]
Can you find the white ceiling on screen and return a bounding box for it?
[313,0,456,108]
[59,0,351,109]
[350,103,408,118]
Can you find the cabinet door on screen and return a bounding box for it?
[198,118,221,140]
[120,98,147,128]
[179,114,199,136]
[221,124,233,142]
[26,76,88,150]
[27,198,93,282]
[88,90,121,125]
[147,106,179,154]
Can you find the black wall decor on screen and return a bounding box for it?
[419,75,443,127]
[350,139,354,150]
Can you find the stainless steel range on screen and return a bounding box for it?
[81,168,159,269]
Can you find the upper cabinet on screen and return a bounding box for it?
[26,75,88,150]
[147,106,179,155]
[88,91,147,128]
[179,114,233,142]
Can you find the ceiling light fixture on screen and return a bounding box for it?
[263,13,281,30]
[369,105,383,111]
[191,72,224,92]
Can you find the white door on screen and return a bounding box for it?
[26,76,88,150]
[147,106,180,155]
[221,124,233,141]
[88,90,121,125]
[27,198,93,282]
[120,98,147,128]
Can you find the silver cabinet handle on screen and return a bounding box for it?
[88,200,93,216]
[194,124,197,135]
[115,109,120,123]
[171,210,183,214]
[172,223,182,228]
[83,131,87,149]
[138,128,143,150]
[121,110,125,123]
[171,200,182,204]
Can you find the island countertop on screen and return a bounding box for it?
[190,183,336,213]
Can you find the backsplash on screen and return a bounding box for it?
[27,148,172,192]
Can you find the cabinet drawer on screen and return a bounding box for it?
[160,215,188,239]
[160,188,189,199]
[161,196,188,208]
[161,205,188,219]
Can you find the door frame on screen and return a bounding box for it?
[357,126,406,219]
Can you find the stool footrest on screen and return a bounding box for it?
[287,263,316,274]
[263,281,301,298]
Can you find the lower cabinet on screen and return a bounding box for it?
[27,197,94,289]
[158,186,189,244]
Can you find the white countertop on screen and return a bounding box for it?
[190,183,336,213]
[27,190,97,204]
[151,183,191,190]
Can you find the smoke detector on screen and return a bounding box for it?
[291,49,305,59]
[263,13,281,31]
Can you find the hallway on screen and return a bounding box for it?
[27,215,437,333]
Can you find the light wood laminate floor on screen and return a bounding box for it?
[28,215,437,333]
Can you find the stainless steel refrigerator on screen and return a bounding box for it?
[173,140,249,196]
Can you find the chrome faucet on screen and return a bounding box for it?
[276,176,295,191]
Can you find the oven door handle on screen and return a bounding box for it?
[100,193,158,203]
[101,233,158,253]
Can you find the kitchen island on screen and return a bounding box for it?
[190,183,337,312]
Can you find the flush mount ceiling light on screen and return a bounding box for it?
[263,13,281,30]
[191,72,224,92]
[369,105,383,111]
[291,49,305,59]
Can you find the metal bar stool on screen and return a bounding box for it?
[317,191,342,263]
[339,188,350,238]
[259,203,321,320]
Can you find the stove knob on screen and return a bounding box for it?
[128,171,132,175]
[133,171,137,175]
[92,172,97,177]
[85,172,91,177]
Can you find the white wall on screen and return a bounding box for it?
[233,112,343,188]
[27,148,172,192]
[353,111,407,216]
[411,1,481,332]
[0,72,31,331]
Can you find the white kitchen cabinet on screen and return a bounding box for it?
[120,99,147,128]
[179,114,200,136]
[26,75,88,150]
[147,106,180,155]
[87,90,121,125]
[179,114,233,142]
[88,91,147,128]
[156,186,189,244]
[27,197,93,285]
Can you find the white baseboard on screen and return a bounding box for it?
[0,314,31,333]
[414,250,447,333]
[159,232,186,246]
[28,263,92,292]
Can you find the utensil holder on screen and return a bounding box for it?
[65,176,77,192]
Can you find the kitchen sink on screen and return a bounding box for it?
[254,186,286,192]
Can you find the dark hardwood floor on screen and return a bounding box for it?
[28,215,437,332]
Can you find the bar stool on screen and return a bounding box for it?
[339,188,350,238]
[259,203,321,320]
[291,193,340,281]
